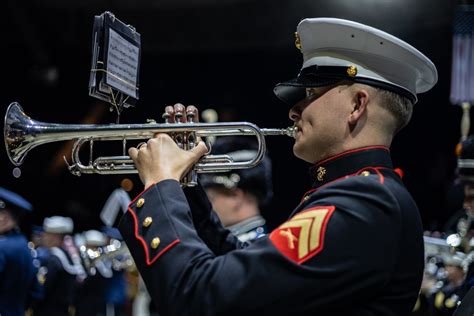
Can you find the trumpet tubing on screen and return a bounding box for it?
[4,102,295,182]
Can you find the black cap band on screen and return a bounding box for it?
[274,64,417,105]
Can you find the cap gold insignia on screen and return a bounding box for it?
[347,65,357,77]
[316,166,326,182]
[294,32,302,51]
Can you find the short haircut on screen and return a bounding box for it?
[375,88,414,134]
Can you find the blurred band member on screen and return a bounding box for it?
[200,137,273,242]
[76,229,111,316]
[0,187,39,316]
[34,216,80,316]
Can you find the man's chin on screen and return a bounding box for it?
[293,146,315,164]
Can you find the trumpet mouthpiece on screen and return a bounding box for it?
[287,126,297,138]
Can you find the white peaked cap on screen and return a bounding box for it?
[274,18,438,105]
[84,229,107,247]
[43,216,74,234]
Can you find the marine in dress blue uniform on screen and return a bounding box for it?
[118,18,438,315]
[0,187,39,316]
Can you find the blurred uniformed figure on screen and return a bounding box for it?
[418,135,474,316]
[30,224,51,267]
[102,226,129,316]
[132,275,155,316]
[97,188,134,316]
[34,216,81,316]
[0,187,40,316]
[200,137,273,242]
[445,136,474,250]
[448,135,474,294]
[76,229,112,316]
[428,252,466,316]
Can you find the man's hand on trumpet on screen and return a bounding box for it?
[128,103,208,189]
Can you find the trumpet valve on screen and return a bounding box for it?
[162,112,171,123]
[186,108,197,123]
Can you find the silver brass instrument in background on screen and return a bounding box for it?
[79,239,134,275]
[4,102,295,186]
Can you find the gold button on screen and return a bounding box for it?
[143,217,153,227]
[151,237,161,249]
[360,171,370,177]
[136,198,145,208]
[303,196,310,201]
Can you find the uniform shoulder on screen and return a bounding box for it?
[307,168,401,211]
[327,167,397,189]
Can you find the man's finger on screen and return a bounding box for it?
[163,105,174,123]
[174,103,186,123]
[152,133,175,144]
[190,141,209,158]
[128,147,139,161]
[186,105,199,123]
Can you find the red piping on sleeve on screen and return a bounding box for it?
[127,197,180,266]
[128,206,180,266]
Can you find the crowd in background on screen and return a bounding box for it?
[411,136,474,315]
[0,187,160,316]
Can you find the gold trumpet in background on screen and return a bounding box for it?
[4,102,295,186]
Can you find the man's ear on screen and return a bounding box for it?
[348,88,370,125]
[230,188,245,210]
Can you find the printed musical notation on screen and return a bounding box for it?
[106,29,139,98]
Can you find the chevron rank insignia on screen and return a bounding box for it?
[270,206,335,264]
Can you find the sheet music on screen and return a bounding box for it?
[106,28,139,98]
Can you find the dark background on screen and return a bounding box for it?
[0,0,468,234]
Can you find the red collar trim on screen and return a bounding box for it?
[315,146,389,167]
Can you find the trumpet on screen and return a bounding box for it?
[4,102,295,185]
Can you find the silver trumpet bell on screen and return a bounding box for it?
[4,102,295,186]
